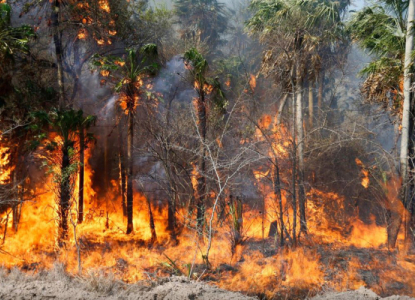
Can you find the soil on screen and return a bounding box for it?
[1,268,414,300]
[0,268,255,300]
[310,286,415,300]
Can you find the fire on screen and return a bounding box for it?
[0,106,414,299]
[109,30,117,36]
[77,29,87,40]
[355,158,370,188]
[249,74,256,91]
[194,81,213,94]
[100,70,110,77]
[99,0,110,13]
[115,61,125,67]
[0,136,14,184]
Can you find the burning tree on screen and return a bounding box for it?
[247,0,348,240]
[348,0,415,248]
[183,48,227,231]
[30,109,96,246]
[92,44,160,235]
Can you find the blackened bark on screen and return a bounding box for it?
[148,198,157,244]
[118,124,127,217]
[78,128,84,224]
[59,144,71,246]
[126,106,134,234]
[196,90,207,231]
[51,0,65,109]
[273,157,284,246]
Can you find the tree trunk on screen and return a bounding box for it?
[317,71,324,119]
[276,94,289,126]
[196,89,207,231]
[165,97,177,240]
[51,0,65,110]
[296,75,307,235]
[308,81,314,127]
[59,144,71,246]
[126,108,134,234]
[394,0,415,248]
[271,157,284,247]
[148,197,157,244]
[78,128,84,224]
[118,123,127,217]
[291,92,297,246]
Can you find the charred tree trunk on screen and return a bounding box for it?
[126,106,134,234]
[148,197,157,244]
[196,90,207,231]
[51,0,65,110]
[165,97,177,240]
[291,92,297,246]
[273,157,284,246]
[78,128,84,224]
[59,144,71,246]
[118,123,127,217]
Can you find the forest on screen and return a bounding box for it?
[1,0,415,299]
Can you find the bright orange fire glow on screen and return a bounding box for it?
[0,137,14,184]
[0,109,413,299]
[99,0,110,13]
[100,70,110,77]
[249,74,256,91]
[77,29,87,40]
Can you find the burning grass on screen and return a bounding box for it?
[1,182,415,299]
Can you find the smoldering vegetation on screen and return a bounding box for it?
[1,0,415,299]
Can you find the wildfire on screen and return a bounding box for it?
[355,158,370,188]
[100,70,110,77]
[77,29,87,40]
[0,140,13,184]
[115,61,125,67]
[99,0,110,13]
[249,74,256,91]
[194,81,213,94]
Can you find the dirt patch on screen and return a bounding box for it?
[0,267,255,300]
[2,267,415,300]
[311,286,415,300]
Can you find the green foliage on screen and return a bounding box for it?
[184,47,209,77]
[29,108,96,151]
[246,0,349,85]
[0,3,34,60]
[347,0,408,113]
[184,48,227,112]
[92,44,160,94]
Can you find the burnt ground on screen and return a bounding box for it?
[6,235,415,300]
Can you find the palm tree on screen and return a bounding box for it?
[348,0,414,248]
[247,0,348,240]
[93,44,159,235]
[174,0,229,52]
[183,48,226,231]
[0,3,34,72]
[31,109,96,246]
